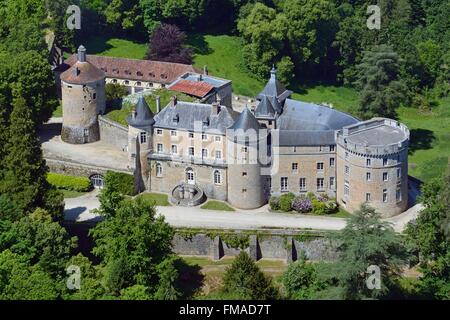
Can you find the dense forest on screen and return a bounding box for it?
[0,0,448,300]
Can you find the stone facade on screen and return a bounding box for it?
[98,115,128,151]
[336,119,409,217]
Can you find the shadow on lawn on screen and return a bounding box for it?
[187,34,213,55]
[175,258,205,299]
[409,128,436,154]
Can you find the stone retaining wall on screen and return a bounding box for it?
[98,115,129,151]
[172,231,338,262]
[46,158,132,178]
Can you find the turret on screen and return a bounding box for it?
[226,107,268,209]
[60,45,106,144]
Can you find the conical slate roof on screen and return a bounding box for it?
[229,106,262,131]
[255,95,276,119]
[258,67,287,100]
[127,96,155,127]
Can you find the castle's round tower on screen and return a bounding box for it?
[226,107,266,209]
[60,45,106,144]
[336,118,409,217]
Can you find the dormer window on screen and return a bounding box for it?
[137,71,143,77]
[112,68,119,74]
[203,117,210,126]
[149,72,155,77]
[161,73,167,79]
[172,114,179,123]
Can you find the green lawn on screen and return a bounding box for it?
[327,208,352,218]
[61,189,87,199]
[105,89,196,126]
[137,192,171,206]
[79,35,147,59]
[200,200,235,211]
[53,103,63,117]
[189,34,264,97]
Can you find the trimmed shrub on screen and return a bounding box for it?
[312,198,327,215]
[292,196,313,213]
[269,196,280,210]
[279,193,295,212]
[47,173,92,192]
[104,171,136,196]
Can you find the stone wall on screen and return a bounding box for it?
[172,231,338,262]
[98,115,129,151]
[46,158,132,178]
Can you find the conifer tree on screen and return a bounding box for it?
[0,96,50,213]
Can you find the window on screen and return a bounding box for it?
[242,189,247,193]
[366,172,371,181]
[189,132,194,138]
[383,158,388,166]
[241,146,248,153]
[215,150,222,159]
[156,129,163,135]
[317,178,324,191]
[171,145,177,154]
[345,152,349,159]
[397,168,401,179]
[157,143,163,153]
[186,169,195,184]
[383,189,388,202]
[214,170,221,184]
[366,193,371,202]
[299,178,306,191]
[215,136,221,142]
[366,158,371,167]
[330,158,335,167]
[345,166,350,175]
[242,172,248,177]
[124,80,130,85]
[396,188,402,202]
[330,145,335,152]
[330,177,335,189]
[344,181,350,196]
[188,147,195,156]
[281,177,288,192]
[171,130,177,136]
[156,163,162,177]
[93,93,96,100]
[292,163,298,172]
[317,162,324,171]
[202,134,208,140]
[319,146,323,152]
[383,172,388,181]
[202,149,208,158]
[293,146,297,152]
[139,132,147,144]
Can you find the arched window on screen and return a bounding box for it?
[214,170,221,185]
[156,163,162,177]
[90,174,104,189]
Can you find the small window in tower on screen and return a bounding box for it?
[67,85,72,89]
[93,93,97,100]
[140,132,147,144]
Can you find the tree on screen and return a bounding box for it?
[147,24,193,64]
[106,83,129,102]
[0,96,56,214]
[281,254,323,299]
[0,250,60,300]
[0,209,77,276]
[222,251,279,300]
[276,57,295,86]
[333,204,409,299]
[154,255,181,300]
[405,169,450,299]
[355,45,406,120]
[91,197,175,297]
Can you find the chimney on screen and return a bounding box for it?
[171,96,178,107]
[77,45,87,63]
[203,65,208,75]
[212,102,221,115]
[198,74,203,82]
[131,109,136,120]
[156,96,161,113]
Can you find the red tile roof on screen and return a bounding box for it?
[60,61,105,84]
[64,55,199,84]
[169,80,215,98]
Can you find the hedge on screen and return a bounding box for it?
[47,173,92,192]
[104,171,136,196]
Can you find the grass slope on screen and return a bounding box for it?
[200,200,235,211]
[137,192,171,206]
[80,36,147,59]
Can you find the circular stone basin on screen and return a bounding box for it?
[170,183,206,207]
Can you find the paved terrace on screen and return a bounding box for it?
[39,118,130,172]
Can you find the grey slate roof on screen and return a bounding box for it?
[153,102,236,134]
[127,96,155,127]
[255,95,276,119]
[228,106,262,131]
[257,67,292,112]
[275,99,359,146]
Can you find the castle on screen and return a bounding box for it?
[60,46,410,217]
